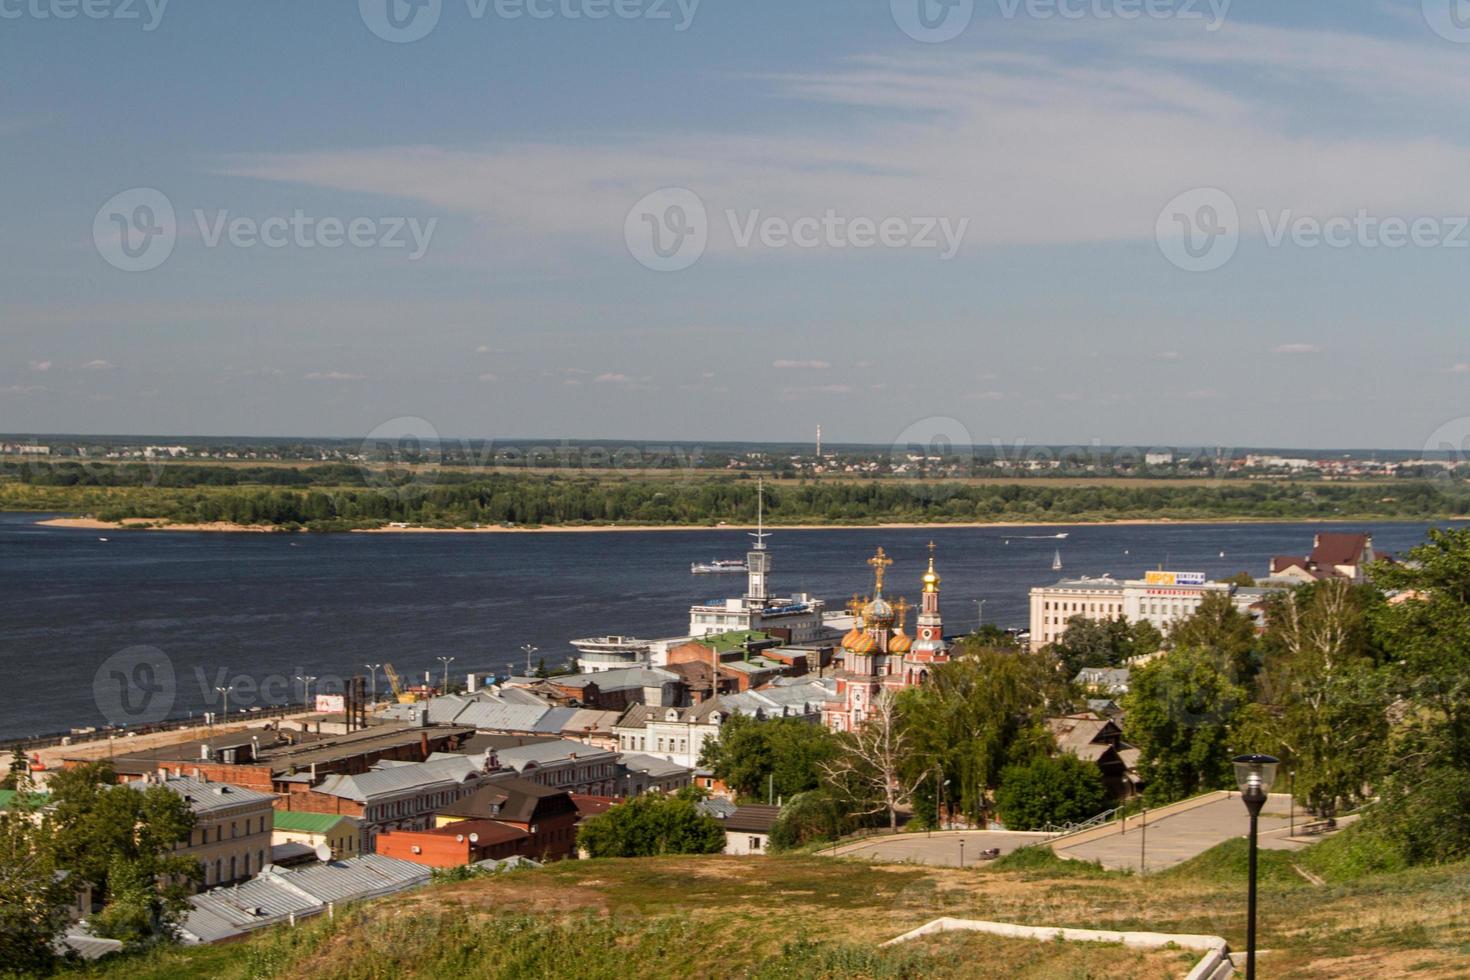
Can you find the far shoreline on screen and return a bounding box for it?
[32,515,1468,535]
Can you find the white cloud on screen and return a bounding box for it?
[1154,351,1183,361]
[1271,343,1324,355]
[0,384,45,394]
[778,384,854,400]
[28,360,51,372]
[477,373,499,382]
[1445,363,1470,374]
[594,372,630,384]
[80,359,112,371]
[214,21,1470,262]
[773,359,831,370]
[303,371,367,381]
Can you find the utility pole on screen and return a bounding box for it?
[363,663,381,704]
[1139,805,1147,875]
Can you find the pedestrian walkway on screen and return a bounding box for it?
[834,829,1053,867]
[1052,791,1302,873]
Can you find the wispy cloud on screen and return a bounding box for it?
[1271,343,1323,355]
[28,360,51,372]
[477,373,499,383]
[303,371,367,381]
[80,359,113,371]
[215,20,1470,262]
[1445,363,1470,374]
[773,359,831,370]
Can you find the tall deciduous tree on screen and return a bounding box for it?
[1241,580,1386,817]
[1049,616,1163,678]
[1123,646,1246,805]
[897,645,1067,824]
[44,762,199,943]
[0,777,71,974]
[995,754,1108,832]
[820,690,930,831]
[1168,591,1260,682]
[698,715,836,803]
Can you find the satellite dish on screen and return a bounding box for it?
[469,832,479,843]
[314,843,332,862]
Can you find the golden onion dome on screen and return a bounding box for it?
[841,627,865,650]
[889,631,913,653]
[862,596,894,622]
[848,633,878,654]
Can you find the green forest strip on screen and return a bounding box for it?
[3,465,1468,531]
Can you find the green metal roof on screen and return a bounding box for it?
[271,810,350,833]
[0,789,49,811]
[699,630,772,653]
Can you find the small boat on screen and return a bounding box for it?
[97,537,109,542]
[1052,549,1063,572]
[691,559,747,574]
[1219,550,1226,558]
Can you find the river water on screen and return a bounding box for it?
[0,513,1447,740]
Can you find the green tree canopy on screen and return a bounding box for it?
[576,789,726,858]
[1167,591,1260,682]
[1049,616,1163,678]
[698,714,836,802]
[1122,647,1246,805]
[995,754,1108,832]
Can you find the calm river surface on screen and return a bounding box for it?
[0,513,1448,740]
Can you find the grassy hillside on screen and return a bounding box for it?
[55,848,1470,979]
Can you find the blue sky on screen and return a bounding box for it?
[3,0,1469,449]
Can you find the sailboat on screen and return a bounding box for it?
[1052,548,1063,572]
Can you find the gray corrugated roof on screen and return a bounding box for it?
[276,854,431,904]
[313,756,482,802]
[179,855,432,944]
[454,701,550,732]
[497,738,616,770]
[147,776,276,814]
[530,706,580,734]
[618,753,691,779]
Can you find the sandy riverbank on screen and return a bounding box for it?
[35,515,1462,535]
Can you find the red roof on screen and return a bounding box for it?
[430,819,530,846]
[1310,532,1370,567]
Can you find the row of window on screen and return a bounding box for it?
[202,847,267,886]
[193,813,270,847]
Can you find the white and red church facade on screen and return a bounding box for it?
[822,544,951,733]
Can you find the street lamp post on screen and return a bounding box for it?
[437,656,456,693]
[1233,753,1280,980]
[363,663,381,704]
[973,598,987,632]
[295,675,317,710]
[958,839,965,869]
[521,644,538,676]
[214,685,234,726]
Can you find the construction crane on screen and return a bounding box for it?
[383,662,414,704]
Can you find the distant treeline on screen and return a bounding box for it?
[2,470,1467,529]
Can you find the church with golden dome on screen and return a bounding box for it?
[822,544,951,733]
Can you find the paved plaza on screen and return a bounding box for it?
[1053,793,1311,873]
[835,830,1054,867]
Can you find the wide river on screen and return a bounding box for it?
[0,514,1450,741]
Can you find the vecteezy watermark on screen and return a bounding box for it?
[624,187,970,271]
[93,187,177,273]
[359,0,699,43]
[1422,0,1470,43]
[1421,416,1470,498]
[93,188,439,272]
[359,416,445,498]
[891,0,1229,42]
[0,0,169,30]
[1157,187,1470,272]
[624,187,708,272]
[890,417,977,478]
[94,646,176,727]
[1155,187,1239,273]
